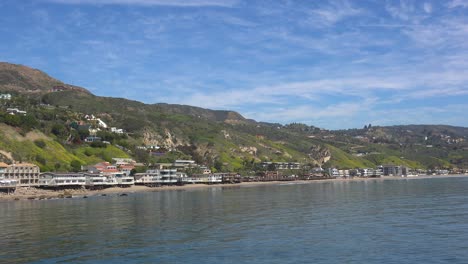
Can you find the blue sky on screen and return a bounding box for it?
[1,0,467,129]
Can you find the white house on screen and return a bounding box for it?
[0,94,12,100]
[328,168,340,178]
[97,119,108,129]
[111,127,124,134]
[6,108,27,115]
[115,173,134,186]
[134,169,182,185]
[39,173,86,187]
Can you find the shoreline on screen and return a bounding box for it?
[1,174,467,201]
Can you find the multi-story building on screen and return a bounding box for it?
[359,168,382,177]
[328,168,340,178]
[0,162,8,176]
[0,162,17,189]
[134,169,181,185]
[382,165,407,176]
[39,173,86,187]
[1,163,40,186]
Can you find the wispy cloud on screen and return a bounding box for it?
[384,0,434,28]
[305,0,363,28]
[2,0,468,129]
[402,17,468,48]
[447,0,468,8]
[386,0,411,20]
[423,2,432,13]
[44,0,238,7]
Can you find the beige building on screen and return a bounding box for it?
[1,163,40,186]
[0,162,8,173]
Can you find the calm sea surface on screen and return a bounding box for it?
[1,177,468,264]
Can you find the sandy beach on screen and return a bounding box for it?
[1,174,467,201]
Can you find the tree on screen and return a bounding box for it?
[51,123,67,137]
[12,152,22,163]
[35,155,46,165]
[4,114,20,127]
[214,159,223,172]
[20,115,39,131]
[267,163,276,171]
[90,142,107,148]
[70,160,82,172]
[134,149,150,165]
[77,127,90,139]
[242,158,255,171]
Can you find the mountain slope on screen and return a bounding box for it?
[0,62,89,94]
[0,62,467,172]
[0,124,129,171]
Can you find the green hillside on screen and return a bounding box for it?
[1,62,467,172]
[324,144,375,169]
[0,124,129,171]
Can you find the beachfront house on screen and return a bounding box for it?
[359,168,382,177]
[134,170,161,185]
[39,173,86,188]
[0,162,17,190]
[1,163,40,186]
[84,173,118,189]
[0,178,17,189]
[135,169,185,186]
[0,162,8,175]
[328,168,340,178]
[114,173,134,187]
[382,165,407,176]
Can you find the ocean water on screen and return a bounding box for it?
[1,177,468,264]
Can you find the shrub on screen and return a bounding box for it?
[35,155,46,165]
[70,160,82,172]
[90,142,107,148]
[34,139,46,149]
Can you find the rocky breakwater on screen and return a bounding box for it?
[0,187,89,201]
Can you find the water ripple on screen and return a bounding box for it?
[1,177,468,263]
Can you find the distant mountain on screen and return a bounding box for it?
[0,62,89,94]
[381,125,468,139]
[0,61,467,172]
[156,103,248,124]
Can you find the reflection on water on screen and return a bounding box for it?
[1,177,468,263]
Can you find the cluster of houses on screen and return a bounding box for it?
[80,114,126,143]
[1,94,28,116]
[327,165,420,178]
[1,157,466,192]
[0,158,241,191]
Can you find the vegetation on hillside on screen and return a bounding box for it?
[1,62,467,172]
